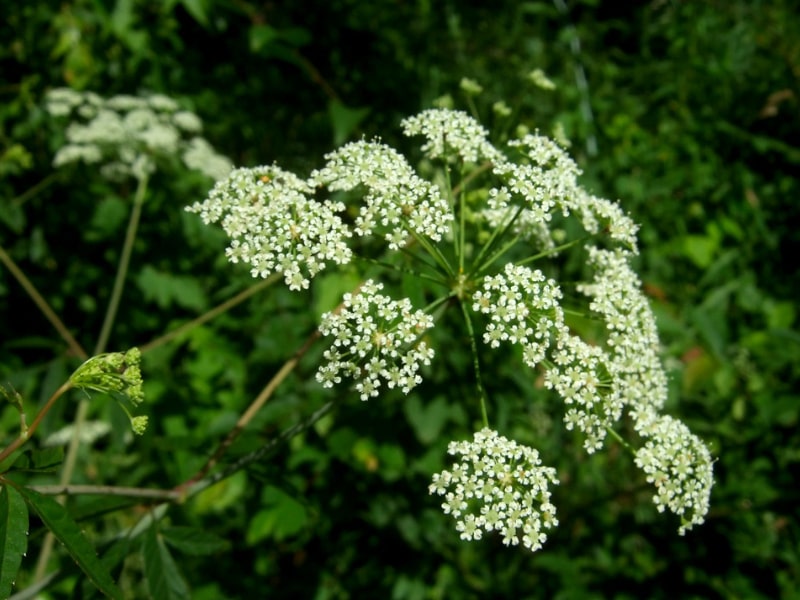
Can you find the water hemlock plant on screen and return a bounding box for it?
[186,107,714,552]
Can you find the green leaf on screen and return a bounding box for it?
[0,485,28,599]
[143,524,191,600]
[15,486,122,599]
[246,486,308,544]
[8,447,64,474]
[136,265,208,311]
[328,100,370,146]
[403,395,451,444]
[160,526,230,556]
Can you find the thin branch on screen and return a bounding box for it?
[138,274,279,354]
[28,484,181,501]
[0,244,87,359]
[94,174,148,355]
[0,380,74,465]
[177,329,322,490]
[185,399,337,498]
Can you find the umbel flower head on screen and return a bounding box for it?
[45,88,232,182]
[430,428,559,552]
[70,348,147,435]
[187,106,714,551]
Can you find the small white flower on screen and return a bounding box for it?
[316,280,434,400]
[402,108,504,164]
[311,140,452,248]
[187,166,353,290]
[431,428,559,553]
[634,415,714,535]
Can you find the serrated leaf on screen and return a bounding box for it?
[143,524,191,600]
[0,485,28,599]
[160,526,229,556]
[16,486,122,599]
[8,446,64,473]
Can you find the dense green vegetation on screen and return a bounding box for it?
[1,1,798,598]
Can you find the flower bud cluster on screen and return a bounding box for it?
[187,166,353,290]
[316,281,434,400]
[430,428,559,552]
[70,348,147,435]
[45,88,231,182]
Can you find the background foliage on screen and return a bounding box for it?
[1,0,798,598]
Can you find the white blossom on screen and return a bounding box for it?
[430,428,559,552]
[402,108,504,164]
[311,139,452,248]
[316,280,434,400]
[186,166,353,290]
[46,88,230,183]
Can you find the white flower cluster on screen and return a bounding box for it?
[578,247,668,423]
[575,246,713,530]
[484,133,639,253]
[472,263,565,367]
[186,166,352,290]
[46,87,232,182]
[401,108,504,164]
[311,140,452,249]
[186,105,714,541]
[316,280,435,400]
[634,415,714,535]
[430,428,559,552]
[545,333,618,453]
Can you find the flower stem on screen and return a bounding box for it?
[35,174,149,582]
[178,328,321,491]
[138,274,279,354]
[459,299,489,428]
[95,174,149,355]
[0,379,73,466]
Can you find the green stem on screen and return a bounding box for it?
[35,174,149,582]
[468,204,526,278]
[459,299,489,428]
[405,225,455,279]
[95,174,149,355]
[11,172,61,207]
[28,484,182,501]
[0,380,74,466]
[355,255,449,287]
[514,234,596,268]
[605,426,636,456]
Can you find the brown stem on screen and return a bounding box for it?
[176,329,321,491]
[138,274,278,354]
[0,245,87,360]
